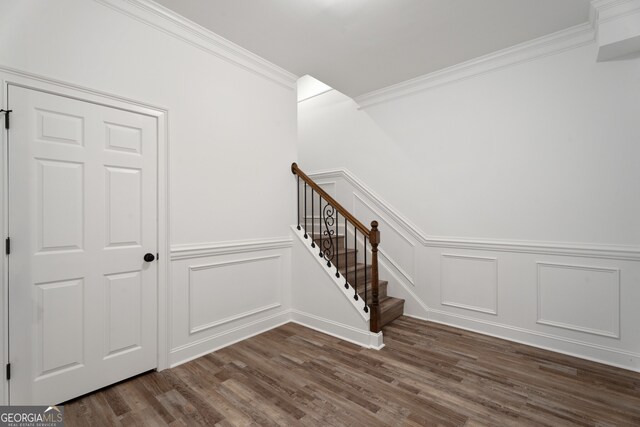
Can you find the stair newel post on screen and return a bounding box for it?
[369,221,381,333]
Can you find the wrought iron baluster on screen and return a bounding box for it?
[304,182,308,239]
[311,189,315,248]
[335,212,340,277]
[296,176,301,230]
[364,237,368,313]
[354,228,358,301]
[344,218,349,289]
[322,202,335,266]
[318,195,324,258]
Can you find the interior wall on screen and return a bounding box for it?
[299,43,640,246]
[298,40,640,370]
[0,0,297,383]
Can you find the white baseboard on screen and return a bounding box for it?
[169,310,290,367]
[291,309,384,350]
[408,311,640,373]
[169,308,386,367]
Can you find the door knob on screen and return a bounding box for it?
[144,253,155,262]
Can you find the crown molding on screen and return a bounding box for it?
[592,0,640,60]
[355,22,596,109]
[307,169,640,261]
[592,0,640,23]
[93,0,298,90]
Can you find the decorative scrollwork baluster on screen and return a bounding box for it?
[321,202,336,266]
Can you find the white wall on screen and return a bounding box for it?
[0,0,298,392]
[299,37,640,370]
[300,43,640,245]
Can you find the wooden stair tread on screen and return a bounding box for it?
[332,247,357,256]
[356,280,388,303]
[355,279,388,289]
[309,233,346,242]
[341,263,368,273]
[379,296,405,328]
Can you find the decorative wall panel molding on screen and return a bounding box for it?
[188,255,282,334]
[304,167,639,371]
[441,254,498,315]
[537,262,620,338]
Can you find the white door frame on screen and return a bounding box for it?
[0,66,171,405]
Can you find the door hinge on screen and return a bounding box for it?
[5,237,9,255]
[156,252,159,261]
[0,109,12,129]
[6,363,10,380]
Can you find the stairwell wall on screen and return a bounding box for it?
[298,38,640,370]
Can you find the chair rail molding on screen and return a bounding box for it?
[170,237,293,260]
[93,0,298,89]
[306,169,640,261]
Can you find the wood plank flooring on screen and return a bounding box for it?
[64,317,640,426]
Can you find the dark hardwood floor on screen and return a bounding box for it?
[65,317,640,426]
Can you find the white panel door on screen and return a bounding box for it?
[8,85,158,405]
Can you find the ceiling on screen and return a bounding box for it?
[153,0,592,98]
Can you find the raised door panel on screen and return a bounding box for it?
[37,279,84,378]
[104,272,142,358]
[105,167,142,248]
[36,160,84,253]
[105,122,142,154]
[37,109,84,146]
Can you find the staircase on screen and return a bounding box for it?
[292,162,405,332]
[310,233,405,329]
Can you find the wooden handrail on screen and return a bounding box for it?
[292,163,370,236]
[292,162,382,333]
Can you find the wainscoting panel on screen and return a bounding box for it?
[169,238,292,367]
[188,256,282,334]
[306,169,640,372]
[537,262,620,338]
[441,254,498,315]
